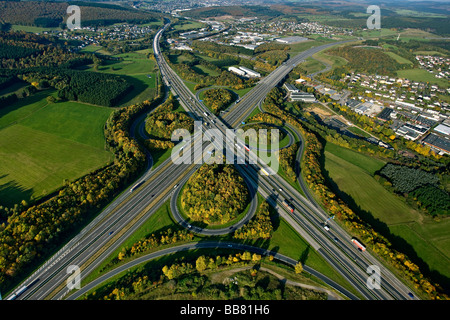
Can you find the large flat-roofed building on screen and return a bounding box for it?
[283,83,299,93]
[228,66,246,76]
[403,123,430,135]
[396,125,421,140]
[355,102,383,117]
[434,124,450,136]
[275,36,308,44]
[377,107,394,121]
[346,99,361,109]
[355,103,370,115]
[290,92,316,102]
[238,66,261,78]
[423,133,450,154]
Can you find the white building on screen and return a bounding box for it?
[238,66,261,78]
[228,67,246,76]
[434,124,450,136]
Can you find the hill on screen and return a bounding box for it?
[0,1,160,27]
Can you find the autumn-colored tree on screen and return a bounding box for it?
[295,262,303,274]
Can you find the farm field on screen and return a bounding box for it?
[0,93,114,207]
[324,143,450,282]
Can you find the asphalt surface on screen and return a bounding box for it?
[6,21,417,301]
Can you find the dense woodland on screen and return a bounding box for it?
[377,164,449,216]
[202,88,234,114]
[0,1,160,28]
[144,95,193,152]
[327,46,405,76]
[0,32,90,69]
[233,200,273,240]
[180,164,250,225]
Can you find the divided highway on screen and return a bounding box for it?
[6,21,416,301]
[154,21,416,301]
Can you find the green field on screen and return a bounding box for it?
[297,57,327,75]
[172,20,205,31]
[385,51,413,65]
[11,24,60,33]
[0,93,114,207]
[87,50,158,106]
[312,50,348,69]
[192,64,220,77]
[397,68,449,88]
[324,142,450,281]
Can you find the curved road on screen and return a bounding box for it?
[67,241,359,301]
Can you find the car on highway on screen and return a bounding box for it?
[324,225,330,231]
[174,184,179,189]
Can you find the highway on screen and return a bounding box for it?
[6,21,416,301]
[153,21,417,301]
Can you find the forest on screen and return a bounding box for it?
[377,164,449,216]
[202,88,234,114]
[327,46,405,76]
[144,94,194,151]
[0,32,89,69]
[18,67,133,107]
[180,164,249,225]
[0,1,160,28]
[379,163,440,194]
